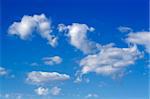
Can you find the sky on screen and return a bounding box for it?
[0,0,149,99]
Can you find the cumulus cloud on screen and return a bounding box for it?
[118,26,133,33]
[34,87,49,96]
[126,31,150,53]
[8,14,57,47]
[34,86,61,96]
[0,67,8,76]
[50,86,61,96]
[42,56,62,65]
[58,23,97,54]
[76,44,142,80]
[27,71,70,84]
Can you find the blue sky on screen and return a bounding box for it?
[0,0,149,99]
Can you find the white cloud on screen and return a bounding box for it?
[85,93,99,99]
[118,26,133,33]
[50,86,61,96]
[27,71,70,84]
[58,24,68,32]
[42,56,62,65]
[58,23,97,54]
[8,14,57,47]
[34,86,61,96]
[126,31,150,53]
[34,87,49,96]
[0,67,8,76]
[77,44,142,80]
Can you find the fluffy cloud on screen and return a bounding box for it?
[8,14,57,47]
[78,44,142,78]
[58,23,97,54]
[126,31,150,53]
[34,87,49,96]
[0,67,8,76]
[118,26,133,33]
[27,71,70,84]
[34,86,61,96]
[42,56,62,65]
[50,86,61,96]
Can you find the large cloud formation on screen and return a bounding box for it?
[8,14,57,47]
[27,71,70,84]
[58,23,98,54]
[75,44,142,82]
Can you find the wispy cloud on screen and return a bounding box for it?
[0,66,8,76]
[50,86,61,96]
[118,26,133,33]
[85,93,99,99]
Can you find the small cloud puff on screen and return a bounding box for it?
[42,56,62,65]
[0,66,8,76]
